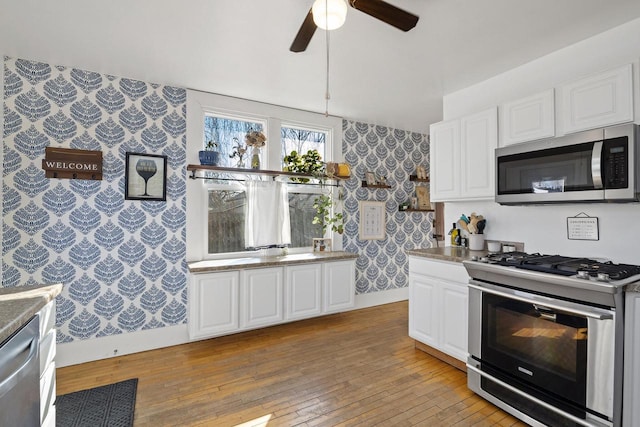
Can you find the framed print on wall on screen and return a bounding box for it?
[359,201,386,240]
[125,152,167,201]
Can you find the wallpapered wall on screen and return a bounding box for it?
[2,57,187,343]
[341,120,434,294]
[2,55,430,346]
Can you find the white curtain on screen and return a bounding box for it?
[244,180,291,248]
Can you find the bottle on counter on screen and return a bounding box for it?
[449,222,460,246]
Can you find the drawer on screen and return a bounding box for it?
[40,361,56,424]
[409,256,469,283]
[40,329,56,376]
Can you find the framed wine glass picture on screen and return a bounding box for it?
[124,152,167,201]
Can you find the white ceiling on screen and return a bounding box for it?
[2,0,640,133]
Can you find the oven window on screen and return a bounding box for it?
[482,293,588,407]
[492,305,585,380]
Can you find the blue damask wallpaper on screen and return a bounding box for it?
[2,57,187,342]
[342,120,434,294]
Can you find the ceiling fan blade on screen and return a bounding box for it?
[290,7,317,52]
[349,0,419,32]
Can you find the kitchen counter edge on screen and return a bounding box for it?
[406,247,489,263]
[188,251,359,273]
[0,283,63,344]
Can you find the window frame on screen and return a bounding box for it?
[186,90,343,261]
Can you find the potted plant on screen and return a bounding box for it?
[312,193,344,247]
[283,149,324,182]
[245,129,267,169]
[229,138,248,168]
[199,140,221,166]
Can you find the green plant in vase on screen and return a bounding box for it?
[283,149,324,182]
[313,193,344,235]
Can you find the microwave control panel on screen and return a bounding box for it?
[603,137,628,189]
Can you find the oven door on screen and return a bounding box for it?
[468,281,616,421]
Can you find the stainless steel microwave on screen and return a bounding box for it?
[496,123,639,205]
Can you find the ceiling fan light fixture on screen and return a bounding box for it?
[312,0,347,30]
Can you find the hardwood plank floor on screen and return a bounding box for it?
[56,301,526,426]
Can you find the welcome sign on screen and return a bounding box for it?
[41,147,103,180]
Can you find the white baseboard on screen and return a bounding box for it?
[353,287,408,310]
[56,324,190,368]
[57,287,408,367]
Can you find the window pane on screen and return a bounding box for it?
[288,192,323,248]
[204,116,264,168]
[208,190,246,254]
[208,189,322,254]
[281,126,326,166]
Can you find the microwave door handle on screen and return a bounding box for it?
[591,141,603,189]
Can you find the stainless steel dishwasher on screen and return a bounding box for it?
[0,315,40,426]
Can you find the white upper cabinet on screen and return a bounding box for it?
[430,107,497,201]
[460,107,497,199]
[430,119,460,201]
[559,63,634,135]
[500,89,555,146]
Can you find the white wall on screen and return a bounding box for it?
[441,17,640,264]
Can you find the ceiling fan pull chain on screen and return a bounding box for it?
[325,30,331,116]
[324,0,331,116]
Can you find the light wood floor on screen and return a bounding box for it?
[56,301,526,426]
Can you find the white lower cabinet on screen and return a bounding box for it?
[408,256,468,363]
[323,261,356,313]
[188,270,239,339]
[188,259,355,340]
[39,301,56,427]
[241,268,284,328]
[285,264,322,321]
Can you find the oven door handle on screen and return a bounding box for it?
[468,283,613,320]
[466,364,603,427]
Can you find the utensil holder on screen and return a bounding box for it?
[469,234,485,251]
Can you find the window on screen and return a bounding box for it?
[281,125,326,167]
[186,91,343,260]
[204,115,265,168]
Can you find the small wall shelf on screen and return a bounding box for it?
[361,181,391,189]
[400,208,434,213]
[409,175,430,183]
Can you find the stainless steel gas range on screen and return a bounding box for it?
[463,252,640,427]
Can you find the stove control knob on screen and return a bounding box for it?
[597,272,611,282]
[479,257,490,263]
[470,256,478,261]
[577,270,591,280]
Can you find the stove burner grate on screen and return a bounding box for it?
[485,252,640,280]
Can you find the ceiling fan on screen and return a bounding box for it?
[290,0,419,52]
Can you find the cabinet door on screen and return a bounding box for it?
[285,264,322,321]
[408,273,438,347]
[241,268,284,329]
[188,271,239,340]
[439,282,468,361]
[460,107,497,199]
[500,89,555,146]
[560,64,633,134]
[624,292,640,427]
[430,119,460,201]
[323,261,355,313]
